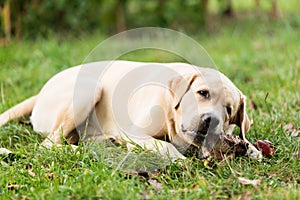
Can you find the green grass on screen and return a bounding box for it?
[1,7,300,200]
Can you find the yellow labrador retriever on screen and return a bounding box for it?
[0,61,261,159]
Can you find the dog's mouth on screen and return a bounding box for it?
[181,125,222,147]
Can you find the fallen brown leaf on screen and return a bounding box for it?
[147,179,162,191]
[7,184,26,190]
[292,130,300,137]
[293,151,300,158]
[46,173,55,180]
[237,177,261,188]
[284,123,294,132]
[249,99,258,110]
[238,191,251,200]
[1,161,9,167]
[140,189,148,200]
[20,196,27,200]
[284,123,300,137]
[28,169,36,177]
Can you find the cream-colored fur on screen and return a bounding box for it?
[0,61,262,160]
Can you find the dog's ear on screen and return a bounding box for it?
[230,95,251,140]
[168,74,198,110]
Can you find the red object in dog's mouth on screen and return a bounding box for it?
[253,140,275,157]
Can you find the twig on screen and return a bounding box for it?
[1,83,5,105]
[264,92,271,115]
[111,150,132,176]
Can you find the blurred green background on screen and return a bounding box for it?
[1,0,299,39]
[0,1,300,199]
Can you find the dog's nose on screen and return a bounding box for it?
[199,113,220,134]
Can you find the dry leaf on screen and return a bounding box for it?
[28,169,36,177]
[141,189,148,199]
[284,123,300,137]
[46,173,55,180]
[7,184,26,190]
[1,161,9,167]
[293,151,300,158]
[284,123,294,132]
[20,196,28,200]
[291,130,300,137]
[237,177,261,188]
[147,179,162,191]
[249,99,258,110]
[238,191,251,200]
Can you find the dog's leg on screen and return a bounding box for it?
[42,88,103,148]
[41,108,78,147]
[126,136,186,161]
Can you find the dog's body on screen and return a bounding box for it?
[0,61,261,159]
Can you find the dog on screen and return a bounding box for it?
[0,61,262,160]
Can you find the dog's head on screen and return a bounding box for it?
[168,68,250,148]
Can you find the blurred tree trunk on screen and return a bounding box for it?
[116,0,127,32]
[270,0,280,19]
[3,1,11,42]
[11,0,27,40]
[157,0,167,27]
[223,0,234,17]
[200,0,208,28]
[255,0,260,7]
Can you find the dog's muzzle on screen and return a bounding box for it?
[181,113,220,146]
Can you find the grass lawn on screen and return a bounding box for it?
[1,6,300,200]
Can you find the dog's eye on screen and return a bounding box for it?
[198,90,210,98]
[226,106,232,116]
